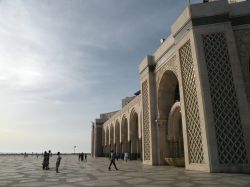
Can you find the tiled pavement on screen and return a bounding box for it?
[0,155,250,187]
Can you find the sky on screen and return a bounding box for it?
[0,0,202,153]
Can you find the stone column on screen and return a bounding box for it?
[138,138,142,160]
[139,56,158,165]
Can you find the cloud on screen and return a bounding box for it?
[0,0,102,105]
[0,0,200,153]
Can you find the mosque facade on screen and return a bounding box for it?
[91,0,250,173]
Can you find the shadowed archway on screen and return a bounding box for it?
[110,124,114,152]
[115,120,121,154]
[121,116,128,154]
[157,70,184,166]
[105,127,110,157]
[167,102,184,166]
[129,109,141,160]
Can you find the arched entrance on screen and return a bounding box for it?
[157,70,184,166]
[115,121,121,154]
[121,116,128,154]
[105,128,110,157]
[129,110,141,160]
[167,102,184,166]
[102,129,105,157]
[110,124,114,152]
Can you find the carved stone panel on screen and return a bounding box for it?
[202,32,248,165]
[179,40,204,164]
[142,80,151,160]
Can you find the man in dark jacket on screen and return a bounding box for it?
[108,150,118,171]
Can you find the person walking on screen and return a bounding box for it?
[56,152,62,173]
[108,150,118,171]
[124,152,129,162]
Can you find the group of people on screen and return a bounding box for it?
[107,152,129,161]
[42,150,51,170]
[23,152,28,158]
[108,151,130,171]
[42,150,62,173]
[78,152,87,162]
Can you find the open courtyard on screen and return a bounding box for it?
[0,155,250,187]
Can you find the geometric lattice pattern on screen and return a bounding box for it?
[202,32,248,165]
[142,80,151,160]
[179,41,204,164]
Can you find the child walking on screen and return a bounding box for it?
[56,152,62,173]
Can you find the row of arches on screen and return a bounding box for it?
[101,70,185,165]
[103,109,142,160]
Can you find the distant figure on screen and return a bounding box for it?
[84,153,87,162]
[108,150,118,171]
[78,154,81,161]
[116,153,120,161]
[42,151,48,170]
[124,152,129,162]
[56,152,62,173]
[47,150,51,169]
[24,152,28,158]
[80,153,84,162]
[42,151,50,170]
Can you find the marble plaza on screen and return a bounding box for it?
[0,155,250,187]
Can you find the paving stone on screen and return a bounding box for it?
[0,155,250,186]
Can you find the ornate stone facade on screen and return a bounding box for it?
[91,0,250,173]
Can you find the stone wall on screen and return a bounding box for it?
[234,26,250,107]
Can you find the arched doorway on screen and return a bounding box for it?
[102,129,105,157]
[129,110,141,160]
[121,116,128,154]
[110,124,114,152]
[167,102,184,166]
[115,121,121,154]
[157,70,184,166]
[105,127,110,157]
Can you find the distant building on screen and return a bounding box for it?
[91,111,118,157]
[91,0,250,173]
[122,96,135,108]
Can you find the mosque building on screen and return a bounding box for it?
[91,0,250,173]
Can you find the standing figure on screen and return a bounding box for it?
[42,151,47,170]
[108,150,118,171]
[81,152,84,162]
[56,152,62,173]
[24,152,28,158]
[46,150,51,169]
[124,152,129,162]
[78,154,81,161]
[84,153,87,162]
